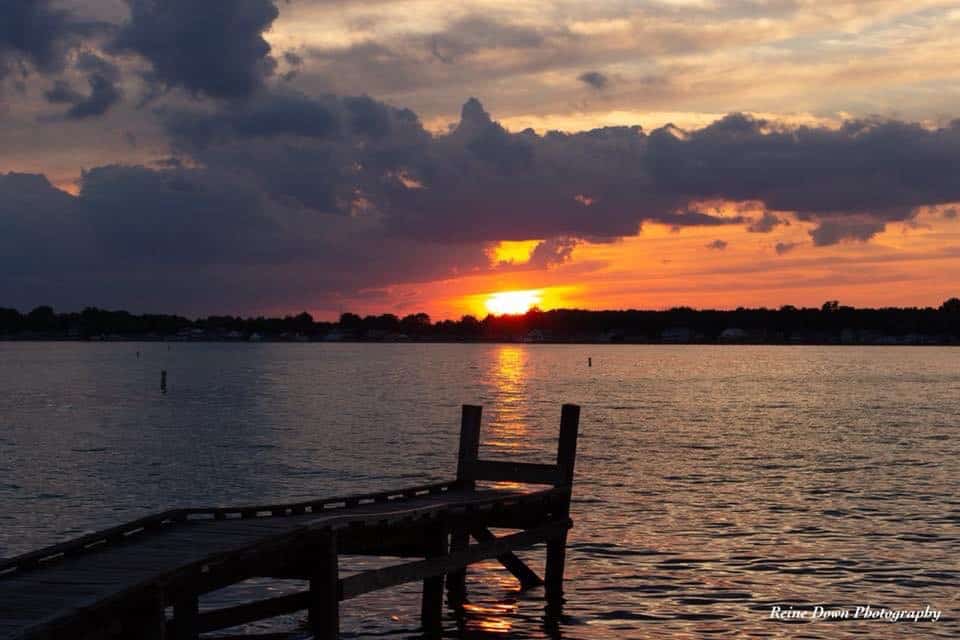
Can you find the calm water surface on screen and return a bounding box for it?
[1,343,958,638]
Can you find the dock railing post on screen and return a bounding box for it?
[309,531,339,640]
[546,403,580,613]
[421,522,449,635]
[448,404,481,606]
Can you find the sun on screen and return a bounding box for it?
[485,290,542,315]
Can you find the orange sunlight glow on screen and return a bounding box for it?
[485,290,542,315]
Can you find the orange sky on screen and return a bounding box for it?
[336,205,960,320]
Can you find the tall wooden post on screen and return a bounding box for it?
[309,532,339,640]
[421,523,449,635]
[448,404,481,606]
[545,404,580,612]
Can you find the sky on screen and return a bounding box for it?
[2,0,960,320]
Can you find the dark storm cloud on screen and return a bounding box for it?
[162,96,960,245]
[647,114,960,221]
[65,73,122,118]
[42,53,121,118]
[5,94,960,312]
[578,70,609,90]
[0,0,101,80]
[110,0,280,99]
[45,80,84,104]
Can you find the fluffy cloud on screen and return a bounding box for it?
[110,0,279,99]
[0,0,99,80]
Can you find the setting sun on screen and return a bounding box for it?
[485,290,542,315]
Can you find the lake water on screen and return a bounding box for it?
[1,343,958,638]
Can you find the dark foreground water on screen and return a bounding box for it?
[1,343,958,638]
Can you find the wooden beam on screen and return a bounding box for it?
[195,592,310,634]
[341,520,569,600]
[470,527,543,590]
[469,460,561,485]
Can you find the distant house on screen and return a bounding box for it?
[719,327,748,342]
[661,327,692,343]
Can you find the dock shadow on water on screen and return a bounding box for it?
[1,343,958,639]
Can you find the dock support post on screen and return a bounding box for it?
[546,404,580,613]
[448,404,481,607]
[421,524,449,635]
[171,593,198,640]
[309,532,339,640]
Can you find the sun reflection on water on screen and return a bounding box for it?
[484,346,532,454]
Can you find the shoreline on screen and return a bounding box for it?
[1,336,958,346]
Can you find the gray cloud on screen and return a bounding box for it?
[118,96,960,258]
[65,72,122,118]
[747,211,787,232]
[705,239,728,250]
[110,0,279,99]
[42,53,121,118]
[775,241,799,255]
[0,0,101,81]
[578,70,609,90]
[45,80,84,104]
[808,219,886,246]
[528,237,579,268]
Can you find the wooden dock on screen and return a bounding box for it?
[0,404,581,639]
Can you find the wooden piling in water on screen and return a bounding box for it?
[546,403,580,612]
[308,533,339,640]
[421,523,449,634]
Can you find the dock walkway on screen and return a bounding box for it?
[0,404,581,639]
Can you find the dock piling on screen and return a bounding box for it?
[546,404,581,611]
[309,532,339,640]
[448,405,482,605]
[160,370,167,394]
[421,524,449,635]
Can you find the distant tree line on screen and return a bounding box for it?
[1,299,959,343]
